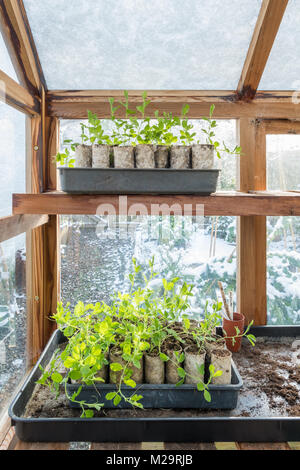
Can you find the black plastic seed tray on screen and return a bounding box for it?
[59,167,220,195]
[8,326,300,443]
[67,362,242,410]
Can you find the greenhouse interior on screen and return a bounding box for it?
[0,0,300,454]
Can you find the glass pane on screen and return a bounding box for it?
[0,31,18,82]
[267,134,300,191]
[0,102,26,217]
[0,234,27,417]
[60,118,237,190]
[260,0,300,90]
[61,216,236,319]
[267,216,300,325]
[24,0,262,90]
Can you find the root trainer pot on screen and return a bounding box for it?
[223,312,245,352]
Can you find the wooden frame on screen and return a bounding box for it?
[12,191,300,217]
[0,0,46,95]
[0,214,48,243]
[47,90,300,120]
[237,0,288,99]
[0,69,40,115]
[237,119,267,324]
[1,0,300,363]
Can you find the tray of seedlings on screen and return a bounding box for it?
[57,92,241,194]
[8,259,300,443]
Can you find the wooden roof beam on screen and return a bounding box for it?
[237,0,288,100]
[0,0,46,96]
[0,68,40,114]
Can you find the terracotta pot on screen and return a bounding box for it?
[222,312,245,352]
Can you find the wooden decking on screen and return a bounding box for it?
[1,426,299,450]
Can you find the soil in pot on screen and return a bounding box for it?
[170,146,191,169]
[92,144,110,168]
[155,145,169,168]
[223,312,245,353]
[204,334,226,358]
[145,349,165,384]
[210,348,232,385]
[162,337,183,384]
[74,144,92,167]
[135,144,155,168]
[184,344,206,384]
[109,347,143,384]
[191,144,214,169]
[113,146,134,168]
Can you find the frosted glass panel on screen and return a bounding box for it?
[267,135,300,191]
[260,0,300,90]
[0,31,18,82]
[0,102,26,217]
[23,0,261,90]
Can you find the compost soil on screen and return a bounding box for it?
[23,337,300,419]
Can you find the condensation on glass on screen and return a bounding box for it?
[260,0,300,90]
[0,234,27,417]
[23,0,262,90]
[0,102,26,217]
[266,134,300,325]
[267,134,300,192]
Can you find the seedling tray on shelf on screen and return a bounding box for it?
[67,362,242,410]
[8,326,300,443]
[59,167,220,195]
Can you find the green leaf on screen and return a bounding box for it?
[110,362,123,372]
[177,367,186,378]
[214,370,223,378]
[113,395,122,406]
[175,378,185,387]
[179,353,185,363]
[197,382,205,392]
[204,390,211,402]
[80,365,90,377]
[106,392,117,401]
[51,372,63,383]
[124,379,136,388]
[159,353,169,362]
[84,409,94,418]
[69,370,82,381]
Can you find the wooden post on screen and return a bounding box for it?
[237,118,267,325]
[26,93,59,364]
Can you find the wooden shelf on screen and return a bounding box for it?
[12,191,300,216]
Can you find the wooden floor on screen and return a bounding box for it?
[1,427,299,450]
